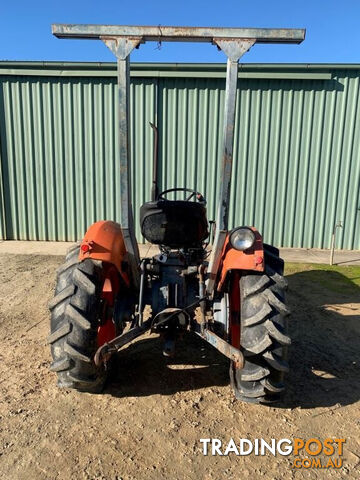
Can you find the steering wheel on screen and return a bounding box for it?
[157,187,206,203]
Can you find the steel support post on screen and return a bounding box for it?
[102,37,142,288]
[206,39,255,295]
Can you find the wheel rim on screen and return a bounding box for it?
[97,264,119,347]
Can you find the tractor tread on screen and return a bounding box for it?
[262,243,279,257]
[65,303,91,330]
[264,319,291,345]
[57,378,77,389]
[242,275,270,298]
[48,285,75,310]
[263,249,280,263]
[57,255,79,276]
[262,289,290,316]
[64,342,92,363]
[67,373,98,385]
[49,252,114,394]
[237,383,266,398]
[242,302,272,327]
[267,269,288,290]
[240,363,270,382]
[47,322,72,344]
[66,242,81,255]
[235,391,280,403]
[243,332,272,355]
[261,378,285,393]
[230,243,290,404]
[50,357,73,372]
[72,269,96,295]
[263,351,289,372]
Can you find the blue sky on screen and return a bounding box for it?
[1,1,360,64]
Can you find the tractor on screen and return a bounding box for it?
[48,24,305,403]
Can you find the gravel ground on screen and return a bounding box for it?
[0,253,359,479]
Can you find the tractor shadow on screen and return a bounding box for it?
[106,332,229,397]
[283,269,360,409]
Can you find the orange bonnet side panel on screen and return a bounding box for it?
[78,220,130,287]
[217,227,264,292]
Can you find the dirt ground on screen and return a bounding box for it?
[0,254,359,480]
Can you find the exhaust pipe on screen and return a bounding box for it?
[149,122,159,201]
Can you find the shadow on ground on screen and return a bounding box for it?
[106,333,229,398]
[106,269,360,408]
[285,269,360,409]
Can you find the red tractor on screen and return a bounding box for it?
[49,24,305,403]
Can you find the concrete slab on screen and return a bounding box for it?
[0,240,72,256]
[0,240,359,266]
[0,240,161,258]
[279,247,360,266]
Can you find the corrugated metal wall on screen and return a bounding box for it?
[0,75,156,242]
[0,64,359,249]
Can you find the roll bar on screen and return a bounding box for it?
[52,24,305,290]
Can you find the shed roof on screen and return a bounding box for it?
[0,61,359,80]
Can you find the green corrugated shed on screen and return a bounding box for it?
[0,62,359,249]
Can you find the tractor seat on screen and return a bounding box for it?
[140,199,208,249]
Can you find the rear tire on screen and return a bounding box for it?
[230,244,290,403]
[48,245,114,393]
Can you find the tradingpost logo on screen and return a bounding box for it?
[199,438,346,469]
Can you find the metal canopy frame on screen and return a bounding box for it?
[52,24,305,290]
[52,25,305,43]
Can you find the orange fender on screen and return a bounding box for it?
[217,227,264,292]
[78,220,130,287]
